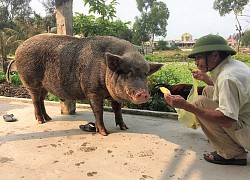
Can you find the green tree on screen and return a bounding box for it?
[148,1,169,42]
[38,0,56,32]
[135,0,169,53]
[13,15,45,40]
[0,0,56,36]
[74,0,118,37]
[83,0,118,21]
[109,20,132,41]
[0,28,22,72]
[213,0,250,51]
[39,0,56,15]
[73,13,95,37]
[213,0,249,16]
[242,30,250,47]
[73,13,132,40]
[132,15,150,53]
[73,0,132,41]
[136,0,155,13]
[155,40,167,50]
[0,6,8,30]
[0,0,33,28]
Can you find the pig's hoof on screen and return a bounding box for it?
[97,127,109,136]
[44,115,52,121]
[38,120,45,124]
[36,115,45,124]
[100,131,108,136]
[117,123,129,130]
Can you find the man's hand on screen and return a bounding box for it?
[189,69,213,85]
[164,94,189,109]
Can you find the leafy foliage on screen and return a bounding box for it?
[134,0,169,52]
[0,6,9,30]
[213,0,249,52]
[0,0,33,30]
[213,0,249,16]
[73,13,132,40]
[155,40,168,50]
[132,15,150,45]
[83,0,118,21]
[9,72,22,86]
[0,70,5,83]
[136,0,155,13]
[0,70,22,86]
[39,0,56,15]
[46,93,60,101]
[0,28,23,72]
[147,1,169,38]
[73,0,132,41]
[35,0,56,32]
[136,0,170,40]
[242,30,250,47]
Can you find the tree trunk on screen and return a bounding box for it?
[1,39,7,73]
[55,0,73,35]
[151,34,155,54]
[55,0,76,115]
[2,57,8,73]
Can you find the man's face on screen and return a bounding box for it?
[194,51,219,72]
[194,53,208,73]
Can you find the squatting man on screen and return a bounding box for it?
[164,34,250,166]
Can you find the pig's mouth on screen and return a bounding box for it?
[125,88,150,104]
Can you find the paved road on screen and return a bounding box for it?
[0,97,249,180]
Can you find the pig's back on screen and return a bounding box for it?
[15,34,135,70]
[15,34,86,99]
[15,34,136,100]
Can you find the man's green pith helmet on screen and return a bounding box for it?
[188,34,236,58]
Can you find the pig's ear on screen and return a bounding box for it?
[105,52,121,72]
[148,63,164,76]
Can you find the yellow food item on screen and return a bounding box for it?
[160,87,171,95]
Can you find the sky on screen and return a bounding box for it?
[30,0,250,41]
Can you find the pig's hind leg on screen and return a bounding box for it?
[27,87,50,124]
[111,101,128,130]
[40,88,52,121]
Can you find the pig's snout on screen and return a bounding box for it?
[134,90,150,104]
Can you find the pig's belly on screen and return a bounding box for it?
[43,81,86,100]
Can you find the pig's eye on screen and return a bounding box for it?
[119,70,132,79]
[142,72,147,77]
[126,71,132,76]
[117,69,130,75]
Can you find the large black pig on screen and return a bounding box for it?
[15,34,163,135]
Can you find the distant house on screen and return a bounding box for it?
[142,33,236,52]
[174,33,195,48]
[181,32,193,41]
[227,38,237,47]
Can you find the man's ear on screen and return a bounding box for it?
[212,51,219,58]
[105,52,121,72]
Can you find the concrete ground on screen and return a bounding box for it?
[0,96,249,180]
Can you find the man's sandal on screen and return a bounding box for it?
[3,114,17,122]
[79,122,96,132]
[204,151,247,166]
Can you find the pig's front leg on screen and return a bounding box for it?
[111,101,128,130]
[88,95,108,136]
